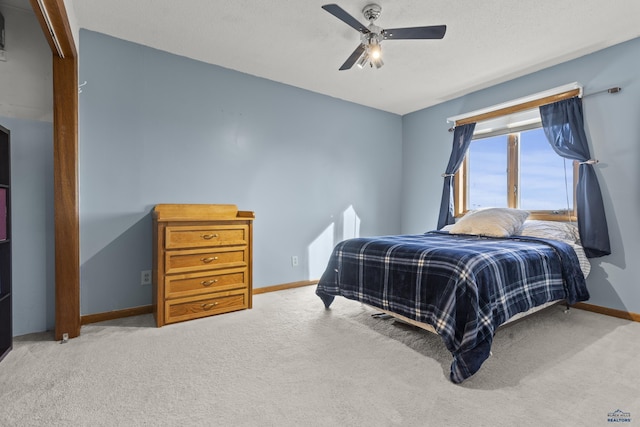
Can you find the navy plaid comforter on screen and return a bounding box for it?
[316,231,589,383]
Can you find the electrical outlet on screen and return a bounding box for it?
[291,256,299,267]
[141,270,152,285]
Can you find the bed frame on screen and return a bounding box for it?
[369,300,566,334]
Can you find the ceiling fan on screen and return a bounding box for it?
[322,3,446,70]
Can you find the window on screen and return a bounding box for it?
[454,112,578,221]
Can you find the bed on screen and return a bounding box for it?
[315,209,590,383]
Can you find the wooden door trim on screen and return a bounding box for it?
[29,0,80,340]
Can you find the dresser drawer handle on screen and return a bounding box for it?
[200,257,219,263]
[201,234,219,240]
[201,279,218,286]
[201,302,219,311]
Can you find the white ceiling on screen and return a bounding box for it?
[69,0,640,115]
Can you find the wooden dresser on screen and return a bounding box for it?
[152,204,254,327]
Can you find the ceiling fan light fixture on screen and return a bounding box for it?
[356,52,370,69]
[369,42,381,59]
[366,38,383,68]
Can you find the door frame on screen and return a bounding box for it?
[29,0,80,340]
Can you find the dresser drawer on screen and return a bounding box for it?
[165,225,248,249]
[165,247,247,274]
[165,269,246,299]
[165,290,247,324]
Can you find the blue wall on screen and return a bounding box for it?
[402,37,640,314]
[78,30,403,315]
[0,116,55,336]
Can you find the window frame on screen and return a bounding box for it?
[450,87,582,223]
[454,129,579,222]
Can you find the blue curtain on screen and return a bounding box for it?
[437,123,476,229]
[539,97,611,258]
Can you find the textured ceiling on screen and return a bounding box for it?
[70,0,640,115]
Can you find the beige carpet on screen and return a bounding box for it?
[1,286,638,426]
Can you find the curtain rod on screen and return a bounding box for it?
[584,86,622,97]
[447,85,622,131]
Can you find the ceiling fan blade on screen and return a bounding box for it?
[382,25,447,40]
[322,4,370,34]
[339,44,366,71]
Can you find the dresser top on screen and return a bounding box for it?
[153,204,254,222]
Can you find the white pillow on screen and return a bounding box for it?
[518,220,581,244]
[448,208,530,237]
